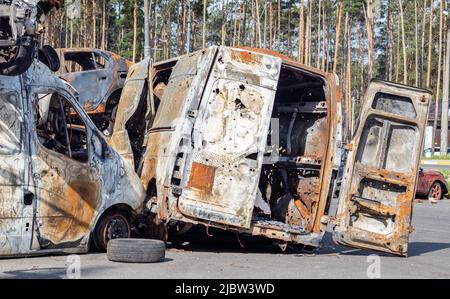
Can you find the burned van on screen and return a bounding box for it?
[111,46,431,256]
[0,60,145,257]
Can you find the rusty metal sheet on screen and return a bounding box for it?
[0,61,145,257]
[0,75,33,256]
[334,80,432,256]
[177,47,282,229]
[140,47,218,224]
[110,58,150,168]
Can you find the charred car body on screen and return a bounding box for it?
[55,48,131,134]
[0,0,64,76]
[0,60,145,258]
[112,46,431,256]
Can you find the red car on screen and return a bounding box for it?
[416,169,449,200]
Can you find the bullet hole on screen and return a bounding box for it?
[239,84,246,91]
[235,98,246,110]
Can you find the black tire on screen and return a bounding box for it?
[38,45,60,72]
[0,42,35,76]
[92,210,131,252]
[107,238,166,263]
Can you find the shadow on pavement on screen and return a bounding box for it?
[407,242,450,257]
[1,264,114,279]
[168,228,450,258]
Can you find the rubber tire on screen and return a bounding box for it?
[107,238,166,263]
[0,42,35,76]
[92,210,131,252]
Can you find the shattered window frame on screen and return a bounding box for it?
[31,88,91,164]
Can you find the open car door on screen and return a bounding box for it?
[333,80,431,256]
[177,47,282,229]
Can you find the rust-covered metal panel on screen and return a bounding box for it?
[110,58,150,168]
[140,48,218,221]
[0,61,145,257]
[334,80,432,256]
[177,47,282,229]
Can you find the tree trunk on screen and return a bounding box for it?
[414,0,419,86]
[332,1,342,74]
[316,0,322,69]
[305,0,311,66]
[426,0,434,88]
[441,29,450,155]
[298,0,304,63]
[269,1,273,49]
[433,0,444,156]
[365,0,374,81]
[395,20,401,82]
[321,3,326,71]
[132,0,138,63]
[144,0,150,58]
[277,0,280,50]
[221,0,226,45]
[420,0,427,87]
[203,0,207,49]
[92,0,97,48]
[398,0,407,85]
[255,0,262,48]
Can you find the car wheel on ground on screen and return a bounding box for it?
[428,181,443,200]
[93,210,131,252]
[107,238,166,263]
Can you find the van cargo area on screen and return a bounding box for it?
[251,64,329,242]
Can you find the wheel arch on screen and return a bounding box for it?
[89,203,134,250]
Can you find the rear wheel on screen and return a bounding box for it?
[93,210,131,252]
[428,182,443,201]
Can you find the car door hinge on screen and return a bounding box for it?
[338,142,354,151]
[187,110,198,118]
[172,186,183,196]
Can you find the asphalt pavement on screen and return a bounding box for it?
[1,199,449,279]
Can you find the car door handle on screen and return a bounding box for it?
[99,76,107,80]
[24,191,34,206]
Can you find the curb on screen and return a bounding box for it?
[421,160,450,166]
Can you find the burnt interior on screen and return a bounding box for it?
[126,63,174,173]
[35,92,88,163]
[256,65,328,232]
[63,52,106,72]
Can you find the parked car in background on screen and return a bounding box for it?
[416,168,449,200]
[0,60,145,258]
[55,48,131,135]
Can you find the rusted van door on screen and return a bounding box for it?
[176,48,282,229]
[0,80,33,256]
[30,87,104,249]
[334,80,431,256]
